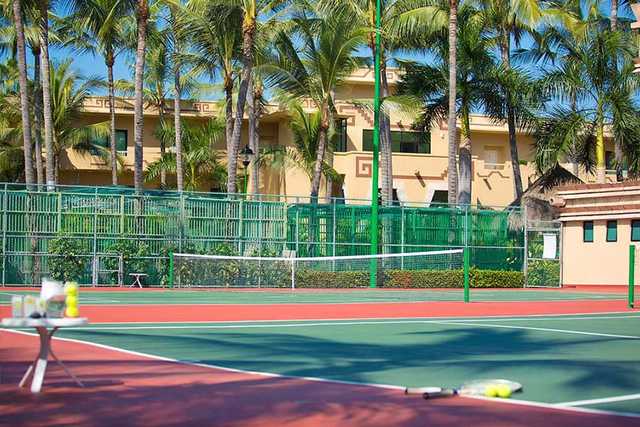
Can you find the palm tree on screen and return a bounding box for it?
[61,0,135,186]
[145,118,227,191]
[266,10,367,200]
[36,0,56,188]
[447,0,458,204]
[133,0,150,193]
[534,27,640,181]
[398,5,501,205]
[0,58,26,182]
[10,0,35,187]
[257,102,341,195]
[478,0,543,200]
[48,60,111,181]
[218,0,290,195]
[183,0,242,153]
[318,0,448,205]
[168,2,185,191]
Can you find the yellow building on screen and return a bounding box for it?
[555,182,640,286]
[63,68,619,206]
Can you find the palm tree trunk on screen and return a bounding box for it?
[173,55,184,192]
[106,53,118,185]
[38,0,55,189]
[310,105,329,202]
[380,58,393,206]
[457,111,472,205]
[249,82,261,196]
[13,0,35,188]
[224,73,234,151]
[611,0,622,181]
[159,104,167,189]
[611,0,618,30]
[500,37,523,201]
[247,78,256,195]
[133,0,149,194]
[596,103,606,184]
[32,48,44,187]
[227,18,256,194]
[447,0,459,205]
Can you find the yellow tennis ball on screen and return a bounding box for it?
[66,295,78,307]
[65,283,79,297]
[496,385,512,398]
[484,385,499,397]
[66,306,79,318]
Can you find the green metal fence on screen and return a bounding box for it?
[0,183,524,286]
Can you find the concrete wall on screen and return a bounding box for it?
[562,219,631,286]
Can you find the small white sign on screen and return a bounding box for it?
[543,233,557,259]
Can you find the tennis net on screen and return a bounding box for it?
[170,249,465,289]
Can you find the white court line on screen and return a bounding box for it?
[41,315,640,338]
[2,328,639,420]
[436,321,640,340]
[558,393,640,407]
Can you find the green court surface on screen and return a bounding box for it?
[51,313,640,416]
[0,289,627,305]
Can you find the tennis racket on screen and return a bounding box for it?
[405,379,522,399]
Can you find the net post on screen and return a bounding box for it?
[629,245,635,308]
[169,251,174,289]
[291,258,295,290]
[463,247,470,303]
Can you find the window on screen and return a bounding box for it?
[583,221,594,242]
[334,119,348,152]
[362,129,430,153]
[605,151,615,171]
[606,220,617,242]
[632,220,640,242]
[484,146,504,169]
[90,130,128,155]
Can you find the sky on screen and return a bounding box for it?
[2,0,633,104]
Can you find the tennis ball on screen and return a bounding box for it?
[65,282,79,297]
[496,384,512,398]
[66,306,79,318]
[66,295,78,307]
[484,385,499,397]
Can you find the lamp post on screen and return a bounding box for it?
[240,144,254,195]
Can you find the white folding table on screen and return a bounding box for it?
[2,317,88,393]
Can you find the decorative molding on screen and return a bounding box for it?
[355,156,448,180]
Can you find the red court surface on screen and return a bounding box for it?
[1,329,638,427]
[0,299,633,323]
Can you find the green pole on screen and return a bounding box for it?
[629,245,635,308]
[369,0,381,288]
[463,247,470,303]
[168,251,174,288]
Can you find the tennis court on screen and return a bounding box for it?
[1,286,639,426]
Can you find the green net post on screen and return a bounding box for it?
[463,246,470,303]
[169,251,174,289]
[629,245,635,308]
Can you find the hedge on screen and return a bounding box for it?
[294,268,523,288]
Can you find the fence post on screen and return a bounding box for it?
[400,205,405,269]
[2,184,7,286]
[332,201,337,271]
[92,188,98,286]
[629,245,635,309]
[179,193,185,253]
[295,208,300,256]
[523,205,528,287]
[118,255,124,287]
[169,251,174,289]
[463,246,470,303]
[238,198,244,255]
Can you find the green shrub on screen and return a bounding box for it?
[295,270,370,288]
[48,236,86,282]
[294,268,523,288]
[104,240,151,285]
[526,259,560,287]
